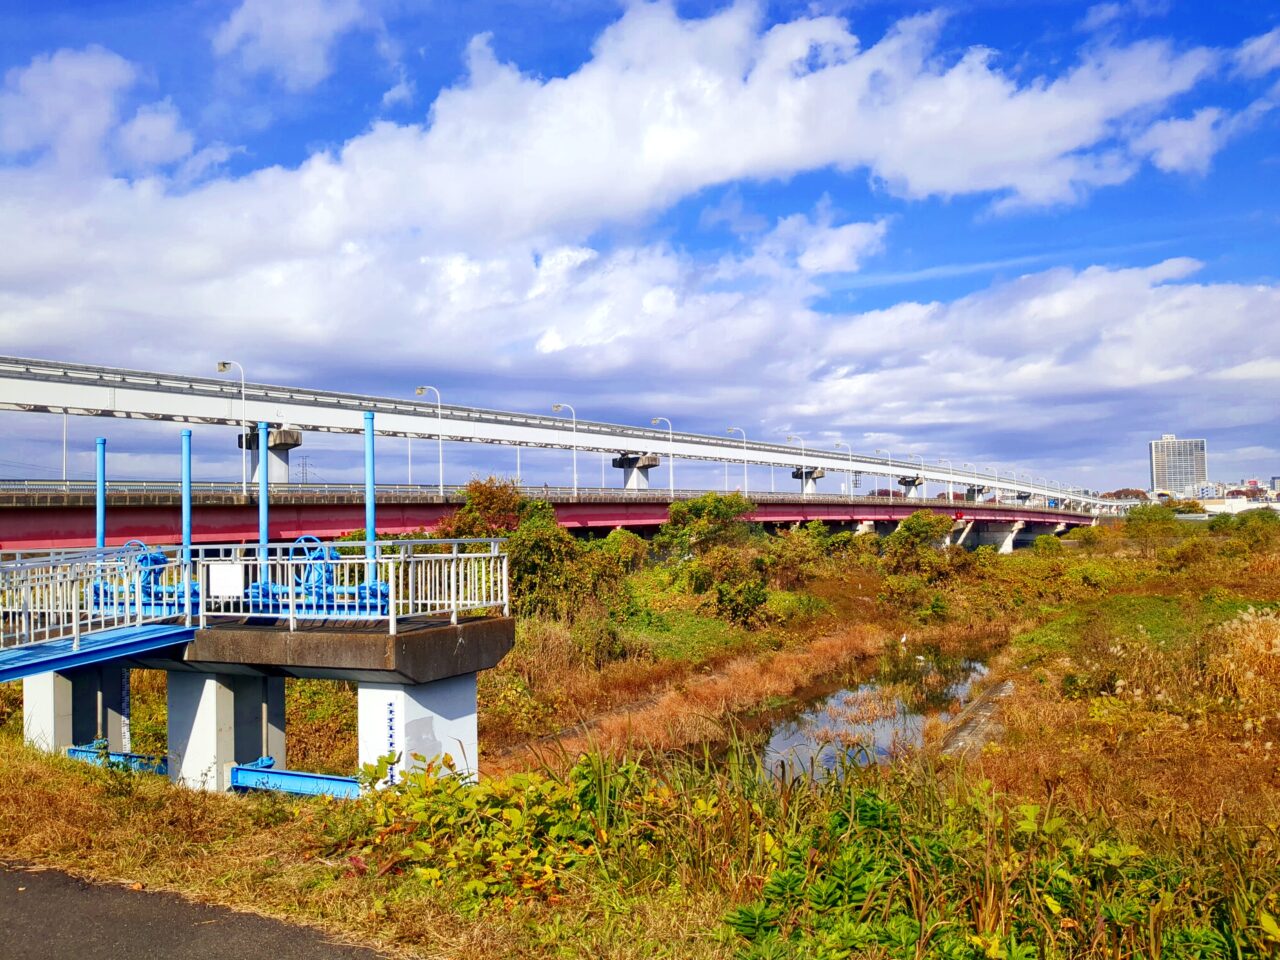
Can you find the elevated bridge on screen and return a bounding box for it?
[0,481,1094,551]
[0,355,1127,513]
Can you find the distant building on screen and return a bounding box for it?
[1149,433,1207,494]
[1271,476,1280,492]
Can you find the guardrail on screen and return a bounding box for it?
[0,479,1107,514]
[0,537,508,650]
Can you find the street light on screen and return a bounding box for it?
[726,427,748,494]
[938,458,954,503]
[551,402,577,498]
[834,441,854,500]
[216,360,247,495]
[910,453,925,499]
[651,417,675,496]
[874,448,892,499]
[786,435,807,499]
[414,385,446,498]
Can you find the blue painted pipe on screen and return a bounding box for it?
[230,757,360,799]
[181,430,192,564]
[363,411,376,558]
[258,421,269,565]
[95,437,106,549]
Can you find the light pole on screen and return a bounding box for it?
[726,427,748,494]
[834,441,854,500]
[875,448,892,499]
[216,360,247,495]
[1036,476,1049,507]
[651,417,674,496]
[938,458,954,503]
[552,402,577,498]
[786,435,807,499]
[414,386,445,498]
[910,453,925,499]
[61,412,67,482]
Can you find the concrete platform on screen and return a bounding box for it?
[135,616,515,683]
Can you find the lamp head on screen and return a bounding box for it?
[216,361,231,373]
[415,386,425,396]
[650,418,660,425]
[552,403,564,413]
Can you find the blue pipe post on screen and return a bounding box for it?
[363,412,376,584]
[258,421,269,571]
[180,430,192,563]
[95,437,106,549]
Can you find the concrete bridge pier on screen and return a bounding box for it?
[856,520,876,535]
[357,673,478,785]
[899,476,924,499]
[951,520,974,548]
[792,466,825,496]
[240,427,303,484]
[975,520,1025,554]
[23,664,128,753]
[166,672,285,791]
[612,453,660,491]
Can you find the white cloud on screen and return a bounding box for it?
[0,4,1275,486]
[0,46,136,169]
[115,98,194,169]
[1235,27,1280,78]
[213,0,366,92]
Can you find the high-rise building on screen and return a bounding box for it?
[1149,434,1207,494]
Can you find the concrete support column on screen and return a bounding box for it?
[167,672,289,790]
[231,675,286,768]
[953,521,975,548]
[613,453,659,491]
[23,665,127,753]
[167,673,235,790]
[240,427,303,483]
[357,673,478,786]
[856,520,876,535]
[792,466,825,496]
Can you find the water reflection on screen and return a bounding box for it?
[765,646,987,776]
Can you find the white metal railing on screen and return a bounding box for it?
[0,538,508,650]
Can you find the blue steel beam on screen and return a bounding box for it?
[230,756,360,799]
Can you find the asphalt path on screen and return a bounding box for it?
[0,863,388,959]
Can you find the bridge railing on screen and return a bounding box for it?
[0,544,188,650]
[194,538,508,632]
[0,538,509,650]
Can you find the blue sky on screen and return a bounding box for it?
[0,0,1278,492]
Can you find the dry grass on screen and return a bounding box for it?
[492,624,885,772]
[973,606,1280,829]
[0,741,729,959]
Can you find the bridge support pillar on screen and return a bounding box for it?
[167,673,234,790]
[22,664,127,753]
[232,675,287,770]
[357,674,478,786]
[856,520,876,535]
[167,672,286,790]
[241,427,303,484]
[974,520,1025,554]
[953,521,974,548]
[792,466,825,496]
[612,453,660,491]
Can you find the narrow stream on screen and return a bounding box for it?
[765,646,988,775]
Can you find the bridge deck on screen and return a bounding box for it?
[0,622,195,683]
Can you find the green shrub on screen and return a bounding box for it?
[1033,534,1064,555]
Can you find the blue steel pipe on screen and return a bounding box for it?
[363,411,376,558]
[181,429,192,563]
[258,421,269,565]
[95,437,106,549]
